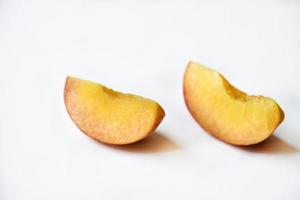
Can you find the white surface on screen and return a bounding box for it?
[1,0,300,199]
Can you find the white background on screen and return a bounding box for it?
[1,0,300,199]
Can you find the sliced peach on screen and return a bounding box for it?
[64,76,165,145]
[183,62,284,145]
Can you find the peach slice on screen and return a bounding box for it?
[64,76,165,145]
[183,62,284,145]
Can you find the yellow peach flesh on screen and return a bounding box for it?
[183,62,284,145]
[64,76,165,145]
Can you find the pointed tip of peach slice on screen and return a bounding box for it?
[183,61,284,146]
[64,76,165,145]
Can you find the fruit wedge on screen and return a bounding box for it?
[183,62,284,145]
[64,76,165,145]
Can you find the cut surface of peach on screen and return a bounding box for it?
[64,76,165,145]
[183,62,284,145]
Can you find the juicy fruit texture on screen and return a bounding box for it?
[183,62,284,145]
[64,76,165,145]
